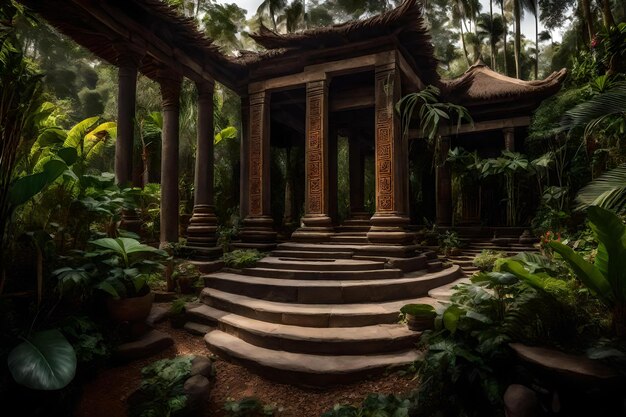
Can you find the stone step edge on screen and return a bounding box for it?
[204,330,422,386]
[199,287,439,327]
[187,305,420,355]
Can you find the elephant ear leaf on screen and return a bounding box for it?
[7,329,77,390]
[548,241,613,305]
[587,206,626,301]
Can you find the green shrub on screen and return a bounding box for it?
[128,356,195,417]
[472,250,507,272]
[322,394,412,417]
[223,249,264,269]
[224,397,274,416]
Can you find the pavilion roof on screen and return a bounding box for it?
[242,0,440,85]
[19,0,247,91]
[442,60,567,105]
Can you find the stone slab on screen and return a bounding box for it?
[115,330,173,360]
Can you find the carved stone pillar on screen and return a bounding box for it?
[240,96,250,221]
[503,127,515,151]
[367,61,412,244]
[292,79,334,241]
[240,91,276,245]
[328,125,339,225]
[115,50,142,231]
[349,135,368,220]
[186,81,220,255]
[436,136,452,226]
[158,70,182,246]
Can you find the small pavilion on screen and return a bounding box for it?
[19,0,567,383]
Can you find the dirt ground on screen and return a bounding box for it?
[75,319,417,417]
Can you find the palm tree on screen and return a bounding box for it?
[496,0,508,75]
[202,2,247,52]
[512,0,537,79]
[256,0,288,31]
[279,0,305,33]
[452,0,475,67]
[477,13,505,70]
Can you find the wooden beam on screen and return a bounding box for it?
[409,116,532,139]
[330,85,375,111]
[248,52,394,94]
[395,50,424,91]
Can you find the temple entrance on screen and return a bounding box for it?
[269,88,306,237]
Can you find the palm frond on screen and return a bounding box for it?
[560,86,626,135]
[576,163,626,213]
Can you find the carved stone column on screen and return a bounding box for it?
[158,70,182,246]
[240,91,276,246]
[367,61,412,244]
[436,136,452,226]
[115,49,142,231]
[292,79,334,241]
[503,127,515,151]
[186,81,220,256]
[239,96,250,221]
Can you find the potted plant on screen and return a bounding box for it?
[55,237,169,324]
[172,261,201,294]
[400,303,437,331]
[169,298,187,328]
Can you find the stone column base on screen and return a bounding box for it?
[240,215,276,244]
[120,209,142,234]
[366,213,414,244]
[291,215,334,242]
[186,204,218,247]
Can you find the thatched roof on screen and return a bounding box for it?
[244,0,440,85]
[442,60,567,105]
[19,0,246,91]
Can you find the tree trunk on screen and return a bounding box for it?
[581,0,595,44]
[490,0,496,70]
[535,12,539,79]
[501,1,508,75]
[600,0,616,28]
[514,0,521,79]
[460,23,471,67]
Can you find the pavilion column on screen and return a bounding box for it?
[240,96,250,221]
[503,127,515,151]
[349,135,368,220]
[435,136,452,226]
[186,81,221,256]
[328,125,339,225]
[115,50,142,231]
[240,91,276,246]
[367,60,412,244]
[292,79,334,241]
[158,70,182,246]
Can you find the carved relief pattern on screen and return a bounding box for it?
[375,69,396,212]
[248,94,266,216]
[306,82,325,215]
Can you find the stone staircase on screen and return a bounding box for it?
[185,239,462,386]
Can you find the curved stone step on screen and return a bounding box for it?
[256,257,386,271]
[428,277,471,301]
[270,250,354,259]
[199,288,439,327]
[238,267,404,280]
[203,266,462,304]
[204,330,422,386]
[188,304,420,355]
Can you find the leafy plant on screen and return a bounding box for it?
[59,316,109,364]
[223,249,264,269]
[438,230,462,255]
[128,356,195,417]
[224,397,275,417]
[54,237,168,300]
[547,206,626,336]
[472,250,507,272]
[7,329,77,390]
[322,394,411,417]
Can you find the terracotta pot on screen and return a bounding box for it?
[106,291,154,322]
[406,314,435,331]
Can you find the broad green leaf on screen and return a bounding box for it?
[63,116,99,150]
[443,305,465,333]
[55,147,78,166]
[36,127,66,147]
[7,330,77,390]
[587,206,626,301]
[400,303,436,317]
[500,260,549,292]
[96,281,120,299]
[548,241,613,304]
[8,158,68,206]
